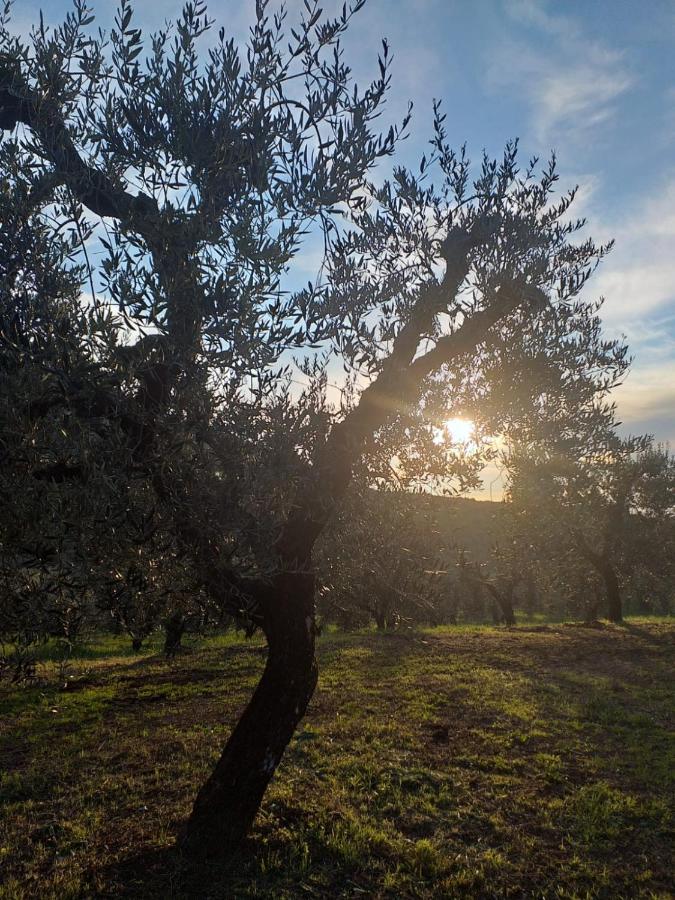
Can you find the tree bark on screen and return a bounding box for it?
[574,531,623,624]
[180,570,318,859]
[524,571,538,618]
[486,584,516,626]
[602,562,623,623]
[584,583,602,623]
[164,611,186,658]
[499,596,516,627]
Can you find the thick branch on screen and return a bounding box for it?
[278,275,545,563]
[573,528,607,571]
[0,77,157,223]
[2,68,204,361]
[409,283,545,380]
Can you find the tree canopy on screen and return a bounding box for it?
[0,0,641,857]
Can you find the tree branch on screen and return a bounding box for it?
[277,272,546,563]
[0,75,158,223]
[409,283,546,380]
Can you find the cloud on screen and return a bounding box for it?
[595,263,675,328]
[588,176,675,331]
[533,55,632,144]
[488,0,633,147]
[612,359,675,443]
[572,174,675,446]
[504,0,572,36]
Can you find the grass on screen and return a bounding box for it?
[0,620,673,898]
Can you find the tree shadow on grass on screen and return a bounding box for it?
[618,620,673,647]
[94,837,281,900]
[93,844,180,898]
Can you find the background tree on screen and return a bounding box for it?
[506,439,675,623]
[317,487,449,631]
[0,160,100,675]
[1,0,629,857]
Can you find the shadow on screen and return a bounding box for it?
[93,839,262,899]
[93,844,181,898]
[618,621,672,647]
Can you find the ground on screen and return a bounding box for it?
[0,621,673,899]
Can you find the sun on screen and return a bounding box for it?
[443,417,475,445]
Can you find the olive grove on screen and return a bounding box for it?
[0,0,632,858]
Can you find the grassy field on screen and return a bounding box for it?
[0,622,673,899]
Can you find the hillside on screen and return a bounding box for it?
[358,490,504,565]
[407,493,504,563]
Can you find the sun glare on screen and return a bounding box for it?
[444,417,475,445]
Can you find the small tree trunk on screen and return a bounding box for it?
[524,572,538,618]
[447,592,458,626]
[574,532,623,625]
[374,608,387,630]
[131,636,143,652]
[164,611,186,658]
[180,571,318,859]
[494,592,516,626]
[602,563,622,623]
[487,585,516,626]
[584,583,602,623]
[500,597,516,627]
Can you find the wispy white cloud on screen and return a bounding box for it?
[613,359,675,443]
[504,0,572,36]
[588,176,675,331]
[572,174,675,445]
[533,55,631,145]
[488,0,633,147]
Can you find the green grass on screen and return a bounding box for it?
[0,621,673,898]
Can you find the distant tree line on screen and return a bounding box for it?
[316,448,674,632]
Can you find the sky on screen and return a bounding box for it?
[8,0,675,462]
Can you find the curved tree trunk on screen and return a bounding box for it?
[180,571,318,859]
[176,239,524,859]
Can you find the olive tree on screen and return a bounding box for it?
[505,440,675,623]
[317,487,452,630]
[0,0,628,857]
[0,160,99,674]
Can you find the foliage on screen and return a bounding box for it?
[0,0,647,854]
[317,488,450,630]
[505,439,675,620]
[0,0,626,626]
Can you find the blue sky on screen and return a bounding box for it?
[11,0,675,447]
